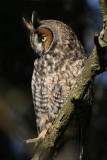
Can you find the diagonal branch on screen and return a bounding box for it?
[99,0,107,19]
[99,0,107,42]
[31,0,107,160]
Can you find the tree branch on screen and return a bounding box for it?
[99,0,107,42]
[31,0,107,160]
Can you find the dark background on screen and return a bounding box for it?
[0,0,107,160]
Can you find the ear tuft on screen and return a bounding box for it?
[31,11,41,28]
[23,17,34,31]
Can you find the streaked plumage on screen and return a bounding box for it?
[23,11,93,159]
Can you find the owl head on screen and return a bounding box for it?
[23,11,77,57]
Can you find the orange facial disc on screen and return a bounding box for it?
[38,28,53,52]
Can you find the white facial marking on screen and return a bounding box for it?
[30,34,42,54]
[34,34,42,51]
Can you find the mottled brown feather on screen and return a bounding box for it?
[25,18,93,159]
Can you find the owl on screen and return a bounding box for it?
[23,11,92,159]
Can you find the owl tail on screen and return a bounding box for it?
[78,125,84,160]
[53,125,83,160]
[54,138,81,160]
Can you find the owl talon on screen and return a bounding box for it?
[26,138,40,144]
[26,128,47,145]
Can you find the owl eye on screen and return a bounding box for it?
[41,36,47,42]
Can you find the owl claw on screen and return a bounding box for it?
[25,128,47,145]
[26,138,40,144]
[25,137,42,148]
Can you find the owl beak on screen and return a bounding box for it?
[35,50,42,56]
[34,43,43,56]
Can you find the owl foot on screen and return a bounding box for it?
[26,128,47,145]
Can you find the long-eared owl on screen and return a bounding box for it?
[23,11,91,159]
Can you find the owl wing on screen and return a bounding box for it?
[32,58,86,135]
[46,58,86,119]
